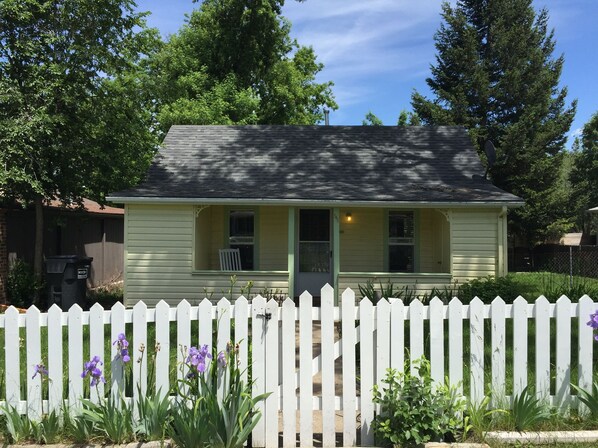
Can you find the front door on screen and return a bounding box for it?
[295,209,332,297]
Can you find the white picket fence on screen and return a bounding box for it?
[0,285,596,447]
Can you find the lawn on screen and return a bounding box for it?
[510,271,598,301]
[1,271,597,403]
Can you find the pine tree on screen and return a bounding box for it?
[412,0,576,245]
[570,112,598,231]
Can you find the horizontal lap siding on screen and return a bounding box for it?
[339,208,384,272]
[209,206,225,269]
[451,210,499,282]
[419,209,447,273]
[125,204,289,306]
[126,204,195,305]
[195,207,212,270]
[259,207,287,271]
[338,274,453,297]
[126,273,289,306]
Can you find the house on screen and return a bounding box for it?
[107,125,523,305]
[6,198,124,287]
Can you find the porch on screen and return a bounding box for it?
[193,205,454,300]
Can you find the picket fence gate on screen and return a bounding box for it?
[0,285,596,447]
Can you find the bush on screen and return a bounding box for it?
[7,259,39,308]
[457,275,520,304]
[372,357,467,447]
[87,283,124,308]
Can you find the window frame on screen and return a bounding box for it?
[384,209,419,273]
[224,207,259,270]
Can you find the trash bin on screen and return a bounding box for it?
[45,255,93,310]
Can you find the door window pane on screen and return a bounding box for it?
[388,211,415,273]
[229,210,254,270]
[299,209,330,273]
[299,209,330,242]
[299,242,330,273]
[389,245,414,272]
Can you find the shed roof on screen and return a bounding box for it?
[108,125,523,206]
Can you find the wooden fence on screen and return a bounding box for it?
[0,285,596,447]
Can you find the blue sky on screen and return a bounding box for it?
[137,0,597,145]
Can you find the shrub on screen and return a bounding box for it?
[7,259,39,308]
[372,357,467,447]
[457,275,520,303]
[87,283,124,308]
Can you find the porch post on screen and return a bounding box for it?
[332,207,340,304]
[287,207,295,299]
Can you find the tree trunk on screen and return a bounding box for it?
[0,208,8,304]
[34,195,44,304]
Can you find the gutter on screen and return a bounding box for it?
[106,196,524,209]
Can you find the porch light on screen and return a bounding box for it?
[346,212,352,222]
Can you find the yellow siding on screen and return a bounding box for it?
[125,203,505,305]
[209,206,225,269]
[419,209,448,273]
[125,204,288,306]
[338,273,453,297]
[195,206,212,270]
[339,208,384,271]
[259,206,287,270]
[451,209,500,282]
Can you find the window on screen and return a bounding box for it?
[229,210,254,270]
[388,211,415,272]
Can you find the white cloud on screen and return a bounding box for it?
[283,0,445,112]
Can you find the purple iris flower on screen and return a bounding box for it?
[217,351,227,368]
[186,344,213,374]
[81,356,106,387]
[113,333,131,363]
[32,363,49,380]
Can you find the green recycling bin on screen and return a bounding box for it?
[45,255,93,310]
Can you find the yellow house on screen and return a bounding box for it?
[108,125,523,306]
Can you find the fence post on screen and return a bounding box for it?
[321,284,336,448]
[281,297,296,448]
[68,305,84,411]
[89,303,105,404]
[341,288,357,446]
[299,291,313,448]
[155,300,170,397]
[251,295,267,447]
[26,306,42,420]
[360,297,374,446]
[47,304,63,412]
[469,297,485,406]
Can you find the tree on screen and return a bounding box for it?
[570,112,598,231]
[362,111,383,126]
[397,110,421,126]
[146,0,336,132]
[0,0,159,298]
[411,0,576,244]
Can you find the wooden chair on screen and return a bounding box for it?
[219,248,242,271]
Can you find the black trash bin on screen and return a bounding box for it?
[45,255,93,310]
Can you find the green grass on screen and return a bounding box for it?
[0,319,228,401]
[1,272,598,404]
[510,271,598,301]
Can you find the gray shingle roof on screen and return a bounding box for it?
[109,125,523,205]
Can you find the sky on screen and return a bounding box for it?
[136,0,598,146]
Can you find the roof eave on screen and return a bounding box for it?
[106,196,525,209]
